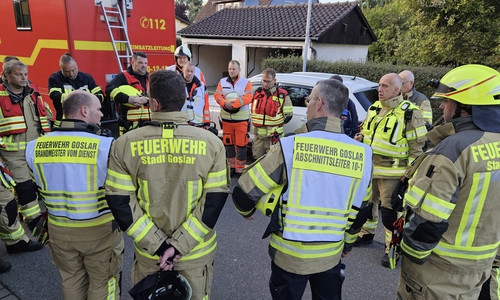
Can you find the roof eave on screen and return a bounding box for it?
[178,34,319,41]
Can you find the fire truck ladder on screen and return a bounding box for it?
[99,1,133,72]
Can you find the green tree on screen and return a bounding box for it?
[359,0,393,9]
[176,0,203,23]
[397,0,500,67]
[363,0,408,64]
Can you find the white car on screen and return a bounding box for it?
[209,72,379,142]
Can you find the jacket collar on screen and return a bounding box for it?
[127,66,149,79]
[305,117,343,134]
[56,119,100,134]
[426,116,477,146]
[150,111,190,124]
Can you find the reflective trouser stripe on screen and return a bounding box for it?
[20,203,41,218]
[0,225,25,241]
[107,277,117,300]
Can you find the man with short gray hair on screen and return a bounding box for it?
[352,73,427,268]
[399,70,433,124]
[233,79,373,299]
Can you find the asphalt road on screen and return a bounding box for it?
[0,177,399,299]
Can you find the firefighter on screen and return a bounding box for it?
[105,51,150,134]
[48,52,104,127]
[182,61,210,127]
[0,56,21,84]
[397,64,500,299]
[25,90,124,300]
[330,75,360,138]
[0,60,51,253]
[0,159,40,273]
[105,70,229,300]
[233,79,373,300]
[167,45,206,84]
[214,60,253,176]
[479,248,500,300]
[352,73,427,268]
[251,68,292,159]
[399,70,433,124]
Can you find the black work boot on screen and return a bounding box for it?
[6,240,43,254]
[0,259,11,273]
[381,253,391,268]
[352,234,374,247]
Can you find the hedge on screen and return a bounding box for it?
[262,55,452,124]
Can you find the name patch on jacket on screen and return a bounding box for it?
[130,138,206,165]
[34,136,99,164]
[293,137,365,178]
[470,141,500,171]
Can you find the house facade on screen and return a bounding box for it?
[179,2,376,87]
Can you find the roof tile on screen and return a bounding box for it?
[182,2,358,39]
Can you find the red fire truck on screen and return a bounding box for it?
[0,0,176,129]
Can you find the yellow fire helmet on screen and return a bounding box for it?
[433,64,500,105]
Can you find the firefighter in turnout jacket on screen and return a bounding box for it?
[26,91,124,300]
[167,45,206,85]
[479,247,500,300]
[399,70,433,124]
[352,73,427,268]
[182,61,210,126]
[105,52,150,134]
[233,79,373,300]
[214,60,253,175]
[397,64,500,299]
[0,60,50,254]
[251,68,293,159]
[105,70,229,300]
[48,52,104,127]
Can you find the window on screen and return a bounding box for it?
[233,2,240,7]
[279,85,311,108]
[13,0,32,30]
[353,89,378,111]
[218,4,224,10]
[225,3,232,7]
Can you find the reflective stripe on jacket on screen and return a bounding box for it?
[401,117,500,272]
[362,100,427,177]
[105,111,229,269]
[214,75,253,121]
[26,130,114,228]
[122,71,151,122]
[251,87,293,128]
[0,85,50,150]
[279,131,373,243]
[182,76,210,125]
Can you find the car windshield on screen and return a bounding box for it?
[353,89,378,110]
[279,85,310,107]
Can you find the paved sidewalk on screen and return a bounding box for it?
[0,283,19,300]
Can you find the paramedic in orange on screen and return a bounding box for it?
[214,60,253,176]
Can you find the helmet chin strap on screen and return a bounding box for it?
[453,103,472,119]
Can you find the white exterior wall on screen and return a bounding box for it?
[175,19,189,33]
[182,37,304,85]
[311,43,368,62]
[182,37,369,86]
